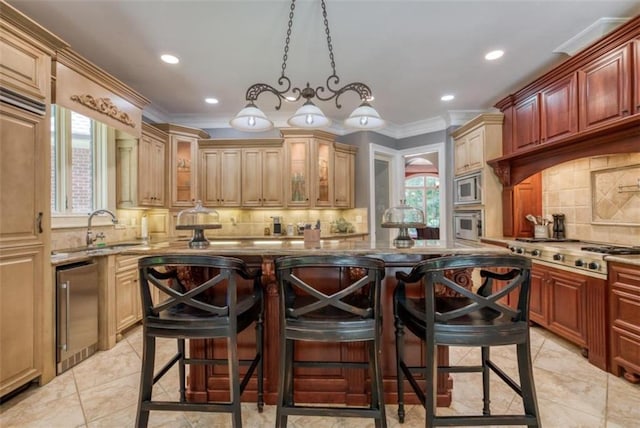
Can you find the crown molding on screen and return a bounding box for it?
[553,17,630,56]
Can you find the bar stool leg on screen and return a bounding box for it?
[371,336,387,428]
[516,340,540,427]
[256,313,264,412]
[395,317,405,423]
[136,334,156,428]
[425,336,437,427]
[481,346,491,415]
[178,338,186,402]
[227,336,241,428]
[276,337,293,428]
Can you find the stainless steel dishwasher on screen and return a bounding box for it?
[56,261,99,374]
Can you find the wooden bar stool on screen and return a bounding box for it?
[136,255,264,428]
[274,255,387,428]
[394,254,540,427]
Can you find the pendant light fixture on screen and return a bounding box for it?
[230,0,385,132]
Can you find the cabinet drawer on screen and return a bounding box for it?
[611,289,640,335]
[0,29,50,103]
[116,255,140,273]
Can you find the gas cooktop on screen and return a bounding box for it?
[581,246,640,255]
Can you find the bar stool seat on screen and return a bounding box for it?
[394,254,540,427]
[136,255,264,428]
[274,255,387,428]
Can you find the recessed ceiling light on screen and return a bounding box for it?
[485,50,504,61]
[441,94,454,101]
[367,96,375,102]
[285,96,297,101]
[160,54,179,64]
[205,98,219,104]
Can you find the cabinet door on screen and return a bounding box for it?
[150,139,165,206]
[512,173,541,237]
[578,44,631,131]
[529,265,547,326]
[170,135,197,207]
[466,128,484,172]
[115,267,140,334]
[115,139,137,207]
[0,246,43,397]
[513,94,539,150]
[454,137,468,176]
[0,104,47,248]
[199,149,221,206]
[313,139,333,207]
[219,149,242,207]
[540,73,578,144]
[334,149,352,208]
[260,147,284,207]
[286,138,311,207]
[241,148,263,207]
[137,136,153,205]
[547,267,588,347]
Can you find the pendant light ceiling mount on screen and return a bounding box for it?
[230,0,385,132]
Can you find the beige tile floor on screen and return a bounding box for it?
[1,325,639,427]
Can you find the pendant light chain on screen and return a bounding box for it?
[281,0,296,78]
[321,0,337,76]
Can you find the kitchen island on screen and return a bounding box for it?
[122,238,509,407]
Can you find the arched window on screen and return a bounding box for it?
[405,174,439,227]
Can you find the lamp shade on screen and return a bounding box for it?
[344,102,386,130]
[229,104,273,132]
[287,101,331,128]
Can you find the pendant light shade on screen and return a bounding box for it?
[229,103,273,132]
[344,102,386,130]
[287,101,331,128]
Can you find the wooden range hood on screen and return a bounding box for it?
[487,115,639,187]
[488,15,640,188]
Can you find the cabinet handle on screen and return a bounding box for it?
[622,109,629,115]
[36,212,43,233]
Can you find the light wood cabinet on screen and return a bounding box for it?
[454,126,484,176]
[578,44,632,131]
[452,114,503,238]
[609,262,640,383]
[540,73,578,144]
[333,143,356,208]
[153,124,210,209]
[242,146,284,207]
[116,123,167,208]
[199,147,242,207]
[115,256,141,336]
[281,129,355,209]
[0,4,65,395]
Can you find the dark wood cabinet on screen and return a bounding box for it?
[502,173,541,238]
[530,263,607,371]
[540,73,578,144]
[609,262,640,383]
[578,44,632,131]
[635,40,640,114]
[513,94,539,151]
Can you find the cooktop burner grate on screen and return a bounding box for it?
[515,238,580,243]
[580,246,640,255]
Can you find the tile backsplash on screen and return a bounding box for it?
[542,153,640,245]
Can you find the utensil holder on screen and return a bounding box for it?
[304,229,320,243]
[534,225,549,239]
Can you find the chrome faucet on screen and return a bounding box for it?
[86,209,118,247]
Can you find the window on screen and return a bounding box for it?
[405,174,439,227]
[51,106,109,218]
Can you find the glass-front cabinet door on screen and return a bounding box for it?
[171,135,197,207]
[313,138,333,207]
[285,138,311,207]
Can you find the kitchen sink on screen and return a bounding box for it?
[52,242,146,257]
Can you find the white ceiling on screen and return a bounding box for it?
[8,0,640,138]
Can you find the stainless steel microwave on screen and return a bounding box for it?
[454,172,482,205]
[454,211,482,241]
